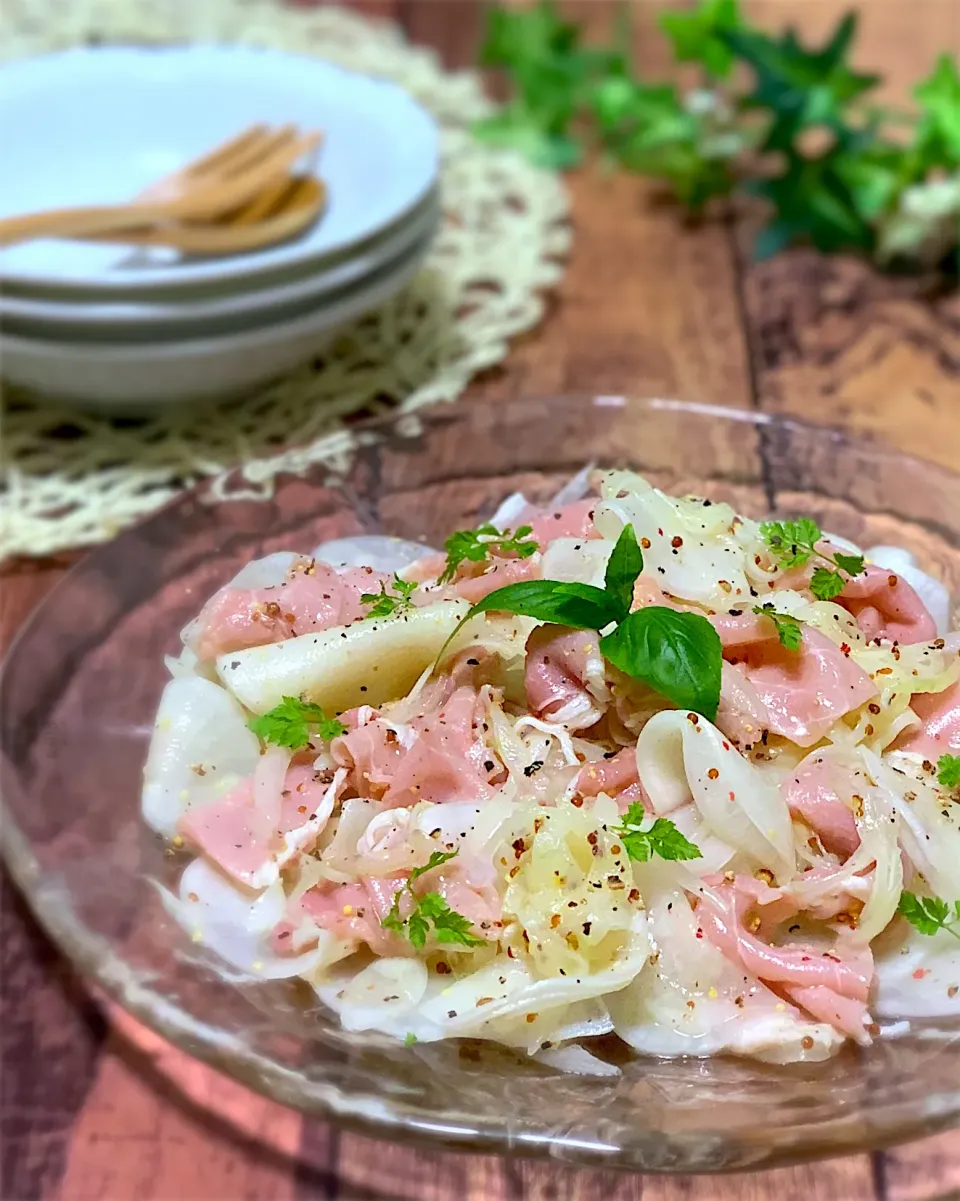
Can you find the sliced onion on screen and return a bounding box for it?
[312,535,439,573]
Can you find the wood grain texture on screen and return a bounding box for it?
[2,1,959,1198]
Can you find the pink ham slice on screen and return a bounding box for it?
[453,554,541,604]
[723,627,876,747]
[696,876,873,1042]
[522,499,598,545]
[895,678,960,760]
[782,755,861,859]
[178,762,341,887]
[287,876,409,957]
[524,625,605,729]
[192,561,392,660]
[836,565,937,645]
[331,684,498,807]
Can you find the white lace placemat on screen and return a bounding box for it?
[0,0,569,558]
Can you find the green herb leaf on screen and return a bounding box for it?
[659,0,743,80]
[457,578,623,631]
[613,804,703,863]
[834,551,866,576]
[360,574,418,618]
[599,607,722,720]
[404,1032,418,1047]
[247,696,345,750]
[604,523,644,619]
[761,518,823,568]
[937,754,960,791]
[753,604,803,650]
[409,849,460,882]
[897,890,960,939]
[382,850,485,950]
[439,523,539,585]
[810,566,846,601]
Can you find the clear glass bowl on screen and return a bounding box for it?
[3,396,960,1173]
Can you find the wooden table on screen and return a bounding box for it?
[2,2,959,1198]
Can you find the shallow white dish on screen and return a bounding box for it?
[0,229,431,410]
[0,193,441,337]
[0,45,438,293]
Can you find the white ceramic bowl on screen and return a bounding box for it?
[0,45,439,294]
[0,194,441,338]
[0,230,432,410]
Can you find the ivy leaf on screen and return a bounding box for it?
[659,0,743,80]
[752,604,803,650]
[599,607,722,720]
[937,754,960,790]
[612,805,703,863]
[248,697,345,750]
[914,53,960,166]
[604,523,644,619]
[472,108,583,168]
[724,13,880,151]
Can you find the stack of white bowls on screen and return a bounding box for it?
[0,46,440,410]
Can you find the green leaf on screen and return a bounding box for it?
[760,518,822,568]
[599,607,722,720]
[361,574,418,618]
[834,551,865,576]
[723,13,880,151]
[937,754,960,790]
[752,604,803,650]
[604,523,644,619]
[404,1032,418,1047]
[810,566,846,601]
[472,111,583,168]
[439,523,540,585]
[417,892,486,947]
[409,849,459,882]
[914,54,960,165]
[612,805,703,863]
[247,697,345,750]
[897,890,956,937]
[457,579,623,632]
[659,0,743,80]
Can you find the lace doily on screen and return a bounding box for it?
[0,1,569,558]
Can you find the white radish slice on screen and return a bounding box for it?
[216,599,471,714]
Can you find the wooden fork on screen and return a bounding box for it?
[0,125,322,246]
[77,174,327,255]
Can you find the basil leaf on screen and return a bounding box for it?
[460,579,623,630]
[604,523,644,619]
[599,606,722,719]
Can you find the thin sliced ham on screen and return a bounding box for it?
[895,678,960,760]
[576,747,642,800]
[695,876,874,1042]
[782,755,861,860]
[192,560,392,661]
[836,565,937,645]
[454,555,541,604]
[724,627,876,747]
[178,763,345,888]
[525,626,607,730]
[331,684,498,807]
[522,499,598,545]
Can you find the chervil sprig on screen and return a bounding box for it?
[438,523,539,585]
[611,803,702,863]
[381,850,485,950]
[360,574,417,618]
[897,890,960,941]
[752,604,804,650]
[760,518,865,600]
[247,697,345,751]
[937,754,960,791]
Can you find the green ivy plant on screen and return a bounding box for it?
[472,0,960,270]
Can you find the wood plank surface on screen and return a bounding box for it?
[2,2,959,1199]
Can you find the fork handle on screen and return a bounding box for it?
[0,203,183,246]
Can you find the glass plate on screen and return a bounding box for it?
[3,396,960,1174]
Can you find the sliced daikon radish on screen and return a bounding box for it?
[216,599,471,714]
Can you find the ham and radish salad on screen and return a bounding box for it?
[143,471,960,1068]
